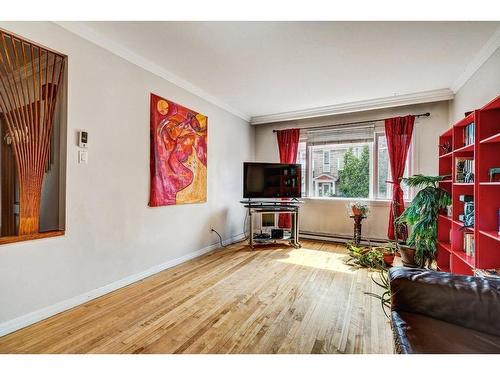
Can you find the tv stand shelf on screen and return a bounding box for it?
[240,199,303,250]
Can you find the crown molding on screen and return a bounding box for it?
[53,22,251,122]
[250,88,454,125]
[451,25,500,93]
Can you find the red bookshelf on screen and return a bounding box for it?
[436,95,500,275]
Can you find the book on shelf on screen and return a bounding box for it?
[455,157,474,183]
[458,201,474,227]
[463,232,475,257]
[464,122,475,146]
[459,194,473,202]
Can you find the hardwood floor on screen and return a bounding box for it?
[0,240,393,354]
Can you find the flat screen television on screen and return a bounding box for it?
[243,162,301,199]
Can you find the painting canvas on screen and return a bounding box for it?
[149,93,207,206]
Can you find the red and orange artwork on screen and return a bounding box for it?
[149,93,207,206]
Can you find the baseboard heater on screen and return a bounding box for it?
[299,231,388,247]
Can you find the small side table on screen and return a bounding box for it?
[350,215,367,245]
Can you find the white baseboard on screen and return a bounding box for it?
[300,231,387,246]
[0,233,246,338]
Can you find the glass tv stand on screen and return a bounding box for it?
[240,199,303,250]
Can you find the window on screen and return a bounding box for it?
[298,124,412,201]
[322,150,331,172]
[376,134,410,200]
[337,158,344,171]
[297,142,307,196]
[312,143,371,198]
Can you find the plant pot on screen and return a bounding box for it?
[351,207,363,216]
[383,253,395,266]
[398,245,419,268]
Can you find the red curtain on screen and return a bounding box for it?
[276,128,300,228]
[385,115,415,240]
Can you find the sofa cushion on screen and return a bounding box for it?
[389,267,500,336]
[392,311,500,354]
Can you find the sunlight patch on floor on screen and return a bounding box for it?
[276,247,355,273]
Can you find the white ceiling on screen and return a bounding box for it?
[66,21,499,122]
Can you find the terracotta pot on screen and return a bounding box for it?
[351,207,363,216]
[383,253,395,266]
[399,245,419,268]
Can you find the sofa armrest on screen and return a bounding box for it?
[389,267,500,337]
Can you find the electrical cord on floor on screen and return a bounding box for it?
[211,228,224,248]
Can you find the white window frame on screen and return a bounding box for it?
[373,132,413,201]
[299,132,413,202]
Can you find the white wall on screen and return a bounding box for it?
[254,101,450,240]
[0,22,254,328]
[450,48,500,122]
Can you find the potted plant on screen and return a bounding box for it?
[395,175,451,268]
[349,201,369,217]
[373,243,396,267]
[346,242,395,269]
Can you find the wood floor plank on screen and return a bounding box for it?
[0,240,393,354]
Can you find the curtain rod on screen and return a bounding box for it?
[271,112,430,133]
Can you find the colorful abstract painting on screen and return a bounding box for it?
[149,93,207,206]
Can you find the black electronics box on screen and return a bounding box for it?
[271,229,284,239]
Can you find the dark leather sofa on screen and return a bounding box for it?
[389,267,500,353]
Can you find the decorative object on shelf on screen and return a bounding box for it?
[0,29,66,235]
[149,94,207,207]
[464,160,474,183]
[349,201,369,217]
[459,194,473,202]
[489,167,500,182]
[396,175,451,268]
[455,157,474,183]
[460,201,475,227]
[463,232,475,257]
[438,140,452,154]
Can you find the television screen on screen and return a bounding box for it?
[243,162,301,199]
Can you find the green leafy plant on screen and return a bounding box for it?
[346,243,392,317]
[372,242,397,255]
[349,201,369,216]
[365,269,391,318]
[346,242,385,269]
[338,146,370,198]
[396,174,451,267]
